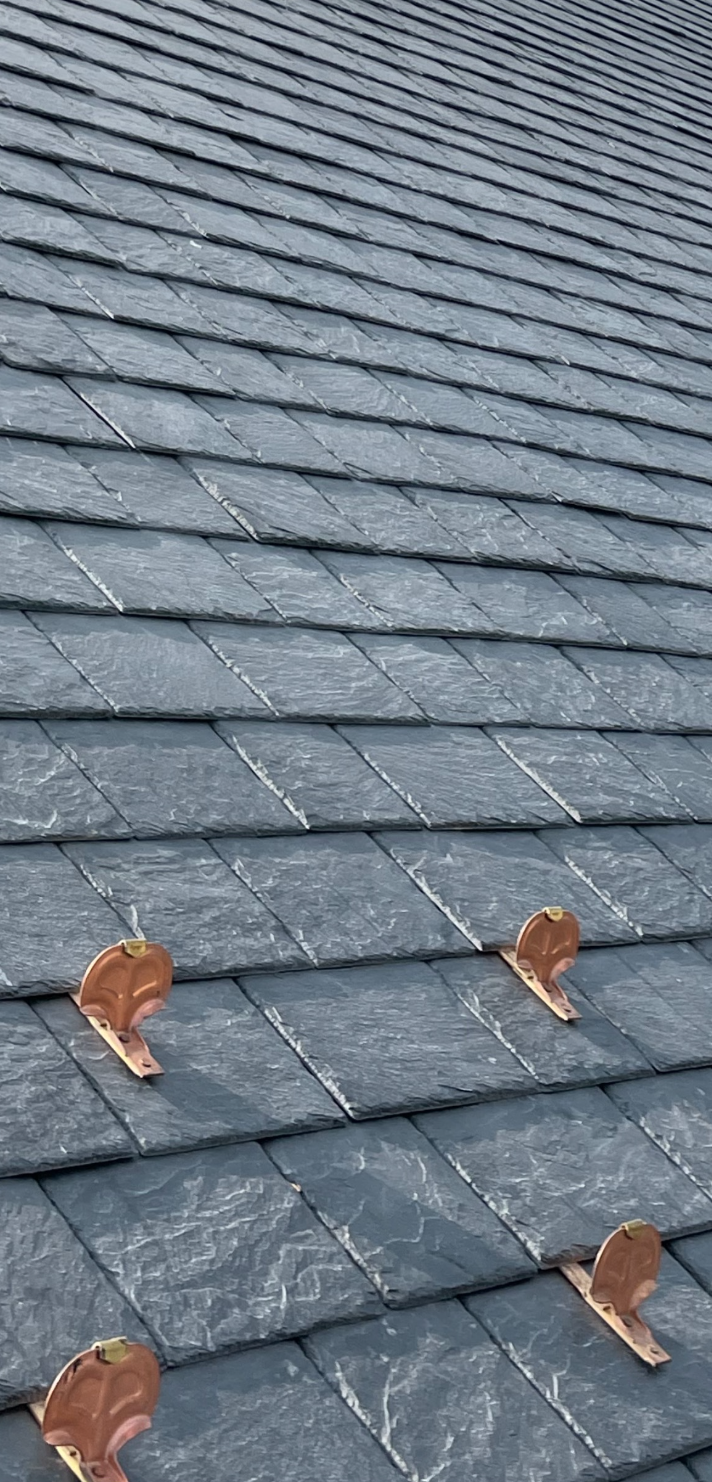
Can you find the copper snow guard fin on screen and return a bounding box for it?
[561,1220,670,1368]
[31,1338,161,1481]
[71,939,173,1078]
[499,906,581,1021]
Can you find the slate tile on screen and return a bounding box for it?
[241,960,533,1116]
[606,735,712,820]
[0,611,109,719]
[666,655,712,721]
[567,942,712,1072]
[45,1143,381,1363]
[268,1117,535,1303]
[442,564,612,642]
[377,828,634,948]
[306,1301,602,1482]
[517,501,648,577]
[31,614,266,718]
[0,997,131,1175]
[214,542,374,626]
[276,358,416,420]
[341,724,566,825]
[67,318,227,391]
[542,826,712,939]
[608,1071,712,1198]
[318,551,489,632]
[0,438,120,522]
[417,489,561,565]
[436,954,651,1090]
[642,824,712,906]
[216,833,468,965]
[493,727,682,823]
[604,516,712,586]
[68,380,243,456]
[631,584,712,655]
[65,264,213,333]
[469,1257,712,1479]
[47,525,273,621]
[294,411,443,483]
[0,1408,63,1479]
[37,979,341,1156]
[0,1177,150,1410]
[75,449,242,534]
[0,720,125,842]
[0,301,106,374]
[216,720,415,828]
[46,720,296,837]
[417,1087,712,1264]
[558,575,685,651]
[0,516,110,611]
[187,460,366,545]
[311,478,470,557]
[0,364,126,444]
[199,397,348,472]
[566,649,710,730]
[456,638,633,727]
[65,839,307,978]
[103,1343,402,1482]
[0,841,126,995]
[354,634,523,723]
[195,623,421,720]
[183,339,321,405]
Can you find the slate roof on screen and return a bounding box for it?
[8,0,712,1477]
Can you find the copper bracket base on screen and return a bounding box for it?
[30,1402,85,1481]
[498,946,580,1021]
[69,998,164,1078]
[561,1261,670,1366]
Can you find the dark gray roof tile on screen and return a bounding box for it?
[0,998,131,1174]
[214,542,375,627]
[216,719,416,828]
[187,461,367,546]
[0,841,125,994]
[0,516,111,611]
[216,833,469,965]
[417,1088,712,1264]
[565,649,711,730]
[608,734,712,821]
[377,828,637,948]
[68,379,245,456]
[66,317,228,391]
[0,1176,151,1410]
[310,478,471,557]
[0,301,107,374]
[456,638,634,727]
[566,943,712,1072]
[37,979,341,1155]
[493,727,682,824]
[45,1143,381,1363]
[195,623,422,720]
[341,723,566,826]
[46,719,297,836]
[199,397,350,472]
[354,634,523,723]
[0,364,124,443]
[469,1257,712,1477]
[608,1071,712,1200]
[0,719,126,842]
[0,611,110,717]
[319,551,491,632]
[0,438,121,522]
[558,575,686,652]
[241,960,533,1115]
[74,448,244,533]
[268,1117,535,1303]
[31,613,267,718]
[306,1301,602,1482]
[436,954,651,1090]
[65,838,308,977]
[542,825,712,939]
[417,489,561,565]
[442,564,613,642]
[46,524,274,620]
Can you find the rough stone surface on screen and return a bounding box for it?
[45,1143,382,1363]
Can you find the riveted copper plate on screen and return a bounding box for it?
[39,1339,161,1482]
[561,1221,669,1366]
[499,907,580,1021]
[72,940,173,1077]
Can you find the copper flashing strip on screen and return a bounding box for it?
[499,907,581,1021]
